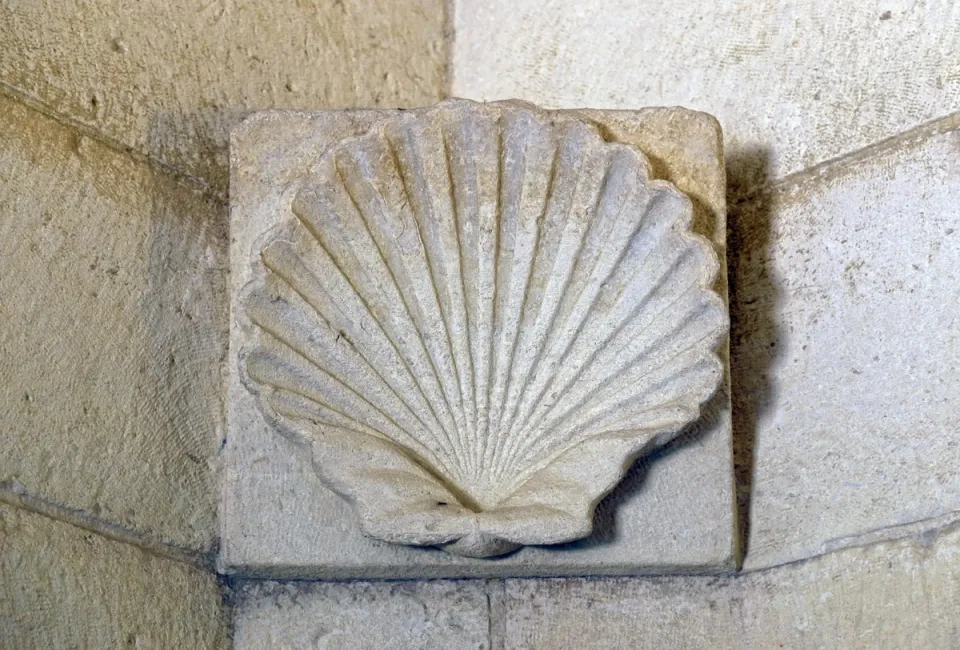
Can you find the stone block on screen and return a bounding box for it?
[453,0,960,188]
[233,579,489,650]
[0,504,228,649]
[222,102,735,578]
[731,118,960,569]
[498,520,960,649]
[0,0,448,193]
[0,95,226,552]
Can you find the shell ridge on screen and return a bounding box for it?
[267,388,432,463]
[266,393,377,441]
[476,118,505,483]
[484,112,532,485]
[259,375,460,483]
[489,124,562,473]
[290,182,465,472]
[330,149,471,476]
[250,361,373,437]
[577,356,723,437]
[381,126,475,474]
[497,151,642,473]
[258,241,448,443]
[247,311,457,478]
[440,122,481,477]
[444,114,488,475]
[459,112,503,476]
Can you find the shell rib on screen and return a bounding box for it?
[240,100,728,558]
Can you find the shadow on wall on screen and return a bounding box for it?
[582,387,731,549]
[134,111,232,550]
[545,159,758,555]
[725,147,780,566]
[569,146,782,561]
[146,107,253,197]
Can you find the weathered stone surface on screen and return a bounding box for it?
[0,504,228,649]
[236,101,728,559]
[498,521,960,649]
[0,95,226,552]
[223,103,735,577]
[233,579,489,650]
[453,0,960,188]
[0,0,448,193]
[452,0,960,572]
[732,118,960,569]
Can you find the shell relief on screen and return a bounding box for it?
[239,100,728,558]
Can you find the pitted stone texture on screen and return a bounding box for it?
[498,521,960,649]
[0,0,447,193]
[237,101,728,558]
[233,579,489,650]
[453,0,960,189]
[0,95,226,552]
[732,119,960,569]
[0,505,228,649]
[223,105,734,577]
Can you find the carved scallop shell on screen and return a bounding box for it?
[240,100,727,558]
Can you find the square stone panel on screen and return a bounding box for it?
[221,103,734,578]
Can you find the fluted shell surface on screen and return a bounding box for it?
[240,100,727,558]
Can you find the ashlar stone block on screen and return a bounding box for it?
[1,504,228,649]
[498,520,960,649]
[233,579,489,650]
[453,0,960,189]
[0,0,448,193]
[0,94,225,553]
[732,118,960,569]
[222,99,734,578]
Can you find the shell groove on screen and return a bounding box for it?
[240,100,727,558]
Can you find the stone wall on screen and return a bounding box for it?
[235,2,960,647]
[451,0,960,573]
[1,0,449,196]
[3,0,958,647]
[0,0,448,644]
[232,521,960,649]
[1,504,229,648]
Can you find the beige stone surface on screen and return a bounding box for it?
[499,520,960,649]
[732,118,960,569]
[453,0,960,573]
[0,95,226,552]
[222,104,735,577]
[0,0,448,193]
[0,504,228,649]
[233,579,489,650]
[237,101,728,559]
[453,0,960,188]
